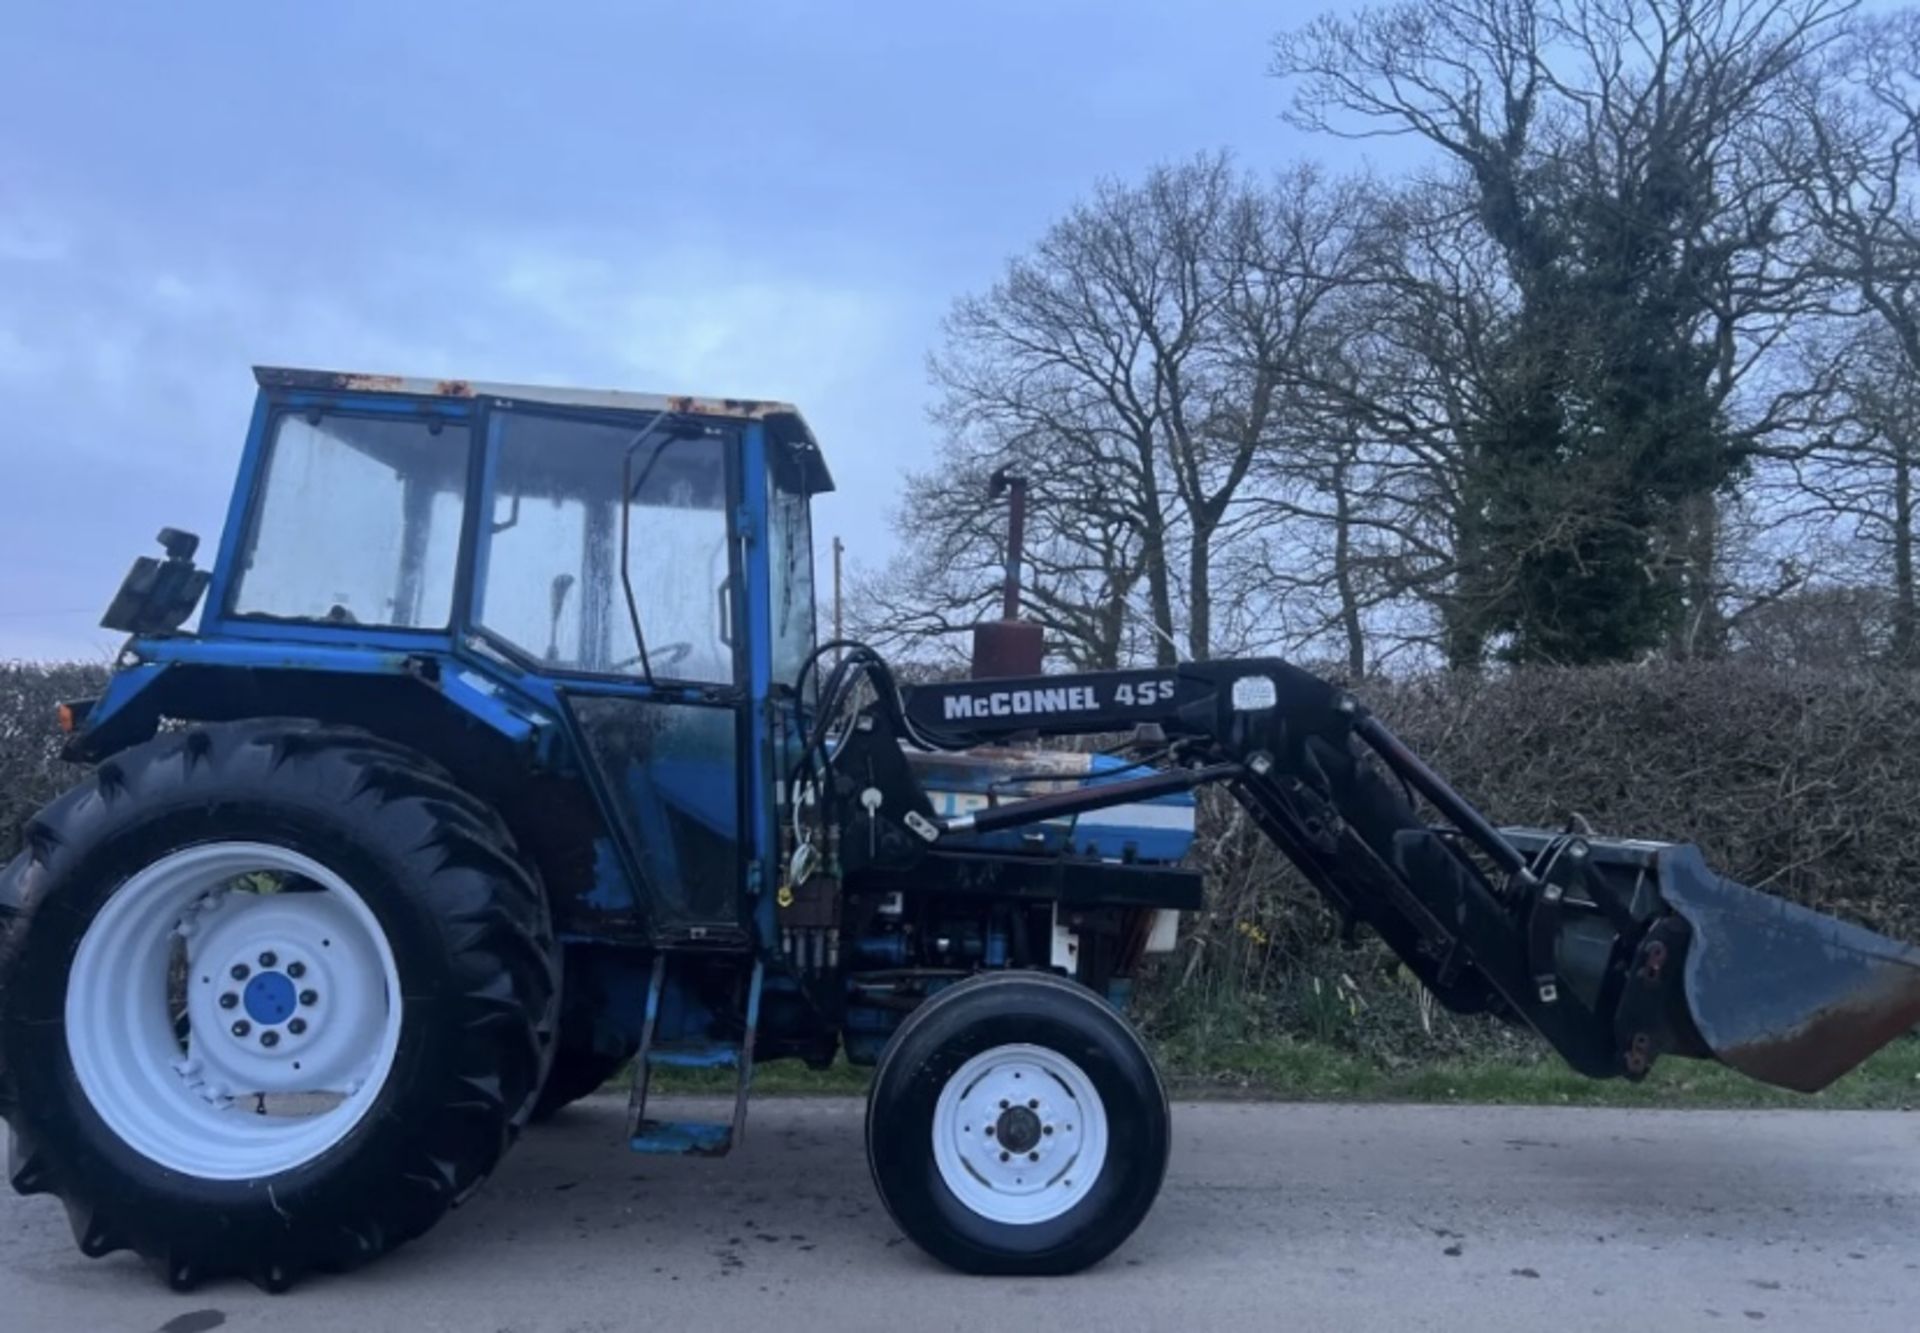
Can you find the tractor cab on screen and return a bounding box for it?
[217,370,826,685]
[92,367,830,946]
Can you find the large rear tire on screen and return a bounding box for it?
[865,971,1169,1275]
[530,951,636,1123]
[0,721,557,1290]
[530,1045,632,1122]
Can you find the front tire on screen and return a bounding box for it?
[865,971,1169,1275]
[0,721,558,1290]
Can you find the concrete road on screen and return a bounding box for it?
[4,1096,1917,1332]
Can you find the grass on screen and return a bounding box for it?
[640,1034,1920,1110]
[643,1059,872,1097]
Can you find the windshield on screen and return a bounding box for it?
[478,410,736,683]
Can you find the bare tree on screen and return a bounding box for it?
[1274,0,1855,664]
[1746,10,1920,662]
[867,0,1903,678]
[1797,10,1920,372]
[925,160,1218,665]
[1285,180,1521,668]
[1754,325,1920,660]
[891,156,1368,668]
[854,447,1152,671]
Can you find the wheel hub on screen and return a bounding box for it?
[186,899,355,1082]
[995,1104,1042,1154]
[241,969,299,1026]
[931,1042,1109,1226]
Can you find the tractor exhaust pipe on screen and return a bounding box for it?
[970,469,1045,679]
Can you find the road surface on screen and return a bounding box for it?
[4,1096,1917,1331]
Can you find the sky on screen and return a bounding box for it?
[0,0,1359,662]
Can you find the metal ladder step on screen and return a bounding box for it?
[646,1047,740,1070]
[629,1119,737,1157]
[625,955,761,1157]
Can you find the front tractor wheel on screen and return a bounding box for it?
[865,971,1169,1275]
[0,721,558,1290]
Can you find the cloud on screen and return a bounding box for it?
[0,214,923,661]
[481,237,905,402]
[0,218,67,265]
[470,235,936,571]
[0,324,53,379]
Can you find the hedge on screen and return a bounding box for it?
[1166,661,1920,1061]
[0,662,107,860]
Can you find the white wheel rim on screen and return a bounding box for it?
[931,1042,1109,1225]
[64,841,404,1180]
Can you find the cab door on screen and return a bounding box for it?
[470,402,761,945]
[759,427,822,920]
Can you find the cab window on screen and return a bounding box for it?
[768,447,817,693]
[231,411,469,628]
[478,410,736,683]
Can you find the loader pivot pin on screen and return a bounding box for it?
[1642,940,1667,980]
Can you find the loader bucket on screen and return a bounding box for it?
[1658,844,1920,1093]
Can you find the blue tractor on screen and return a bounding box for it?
[5,366,1920,1291]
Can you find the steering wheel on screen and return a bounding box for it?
[612,641,694,673]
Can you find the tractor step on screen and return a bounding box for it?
[630,1119,735,1156]
[645,1047,741,1069]
[625,955,761,1157]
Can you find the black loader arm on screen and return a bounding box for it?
[816,654,1920,1094]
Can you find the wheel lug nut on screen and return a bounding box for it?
[287,962,305,979]
[260,1030,279,1048]
[1029,1151,1040,1162]
[999,1151,1010,1162]
[299,989,318,1007]
[230,964,249,981]
[218,993,239,1009]
[1028,1099,1039,1109]
[1043,1125,1054,1136]
[231,1020,250,1037]
[984,1125,995,1137]
[999,1099,1009,1109]
[288,1018,307,1035]
[258,951,277,968]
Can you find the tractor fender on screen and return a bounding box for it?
[63,645,552,764]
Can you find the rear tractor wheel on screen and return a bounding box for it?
[0,721,558,1290]
[531,1037,634,1122]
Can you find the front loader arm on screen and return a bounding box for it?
[818,655,1920,1094]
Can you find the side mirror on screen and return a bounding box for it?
[100,528,211,635]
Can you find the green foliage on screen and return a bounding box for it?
[1451,81,1741,665]
[0,661,107,849]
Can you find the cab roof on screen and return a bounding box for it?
[254,365,831,493]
